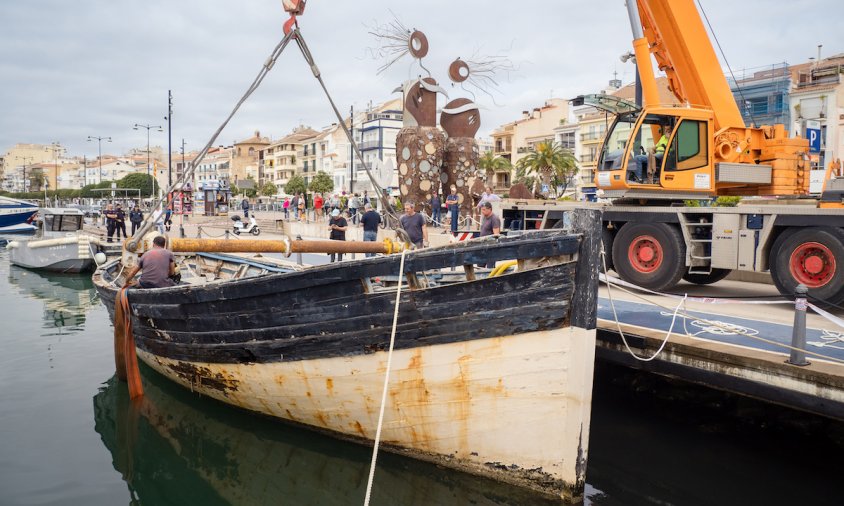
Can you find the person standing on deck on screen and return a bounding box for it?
[104,204,117,243]
[400,202,428,249]
[314,193,324,221]
[328,208,348,262]
[129,206,144,236]
[359,203,381,258]
[445,188,459,234]
[430,193,442,227]
[478,201,501,237]
[114,204,127,240]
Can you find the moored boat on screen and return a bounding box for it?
[0,196,38,234]
[93,211,601,501]
[6,208,105,273]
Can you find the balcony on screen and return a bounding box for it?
[359,140,380,150]
[580,154,596,163]
[580,132,605,142]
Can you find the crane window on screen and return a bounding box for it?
[664,120,708,172]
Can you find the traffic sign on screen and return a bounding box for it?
[806,120,821,154]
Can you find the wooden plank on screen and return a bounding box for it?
[569,208,601,330]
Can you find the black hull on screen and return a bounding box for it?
[96,230,593,366]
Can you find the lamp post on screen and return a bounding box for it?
[45,142,64,192]
[134,123,162,197]
[87,135,112,185]
[165,90,173,188]
[15,156,33,193]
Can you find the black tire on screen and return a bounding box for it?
[601,227,615,272]
[233,229,240,235]
[770,227,844,307]
[251,228,261,236]
[612,222,686,292]
[682,268,732,285]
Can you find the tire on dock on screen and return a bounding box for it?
[770,226,844,307]
[612,222,686,292]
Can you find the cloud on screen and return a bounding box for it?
[0,0,840,160]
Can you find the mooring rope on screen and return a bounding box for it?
[600,249,844,365]
[363,247,408,506]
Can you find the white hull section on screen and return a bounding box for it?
[7,235,95,272]
[138,326,597,499]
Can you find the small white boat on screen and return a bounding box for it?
[0,196,38,233]
[6,208,104,273]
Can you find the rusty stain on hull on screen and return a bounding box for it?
[167,361,240,394]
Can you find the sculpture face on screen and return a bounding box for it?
[404,77,441,128]
[440,98,481,138]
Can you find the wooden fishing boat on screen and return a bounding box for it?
[93,210,601,501]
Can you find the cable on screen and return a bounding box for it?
[602,246,686,361]
[695,0,758,128]
[363,247,408,506]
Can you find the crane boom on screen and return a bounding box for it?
[636,0,745,132]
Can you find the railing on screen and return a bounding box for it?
[580,132,605,142]
[358,141,380,150]
[580,154,596,163]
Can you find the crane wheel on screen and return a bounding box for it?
[770,227,844,307]
[612,222,686,292]
[682,268,732,285]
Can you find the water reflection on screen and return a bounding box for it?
[93,366,562,506]
[7,265,97,334]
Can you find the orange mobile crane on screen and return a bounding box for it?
[503,0,844,305]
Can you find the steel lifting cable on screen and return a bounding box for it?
[363,247,408,506]
[129,24,412,250]
[291,29,411,245]
[128,29,298,251]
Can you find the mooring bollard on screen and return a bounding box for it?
[295,234,303,265]
[787,284,810,366]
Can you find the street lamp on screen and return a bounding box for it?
[134,123,163,197]
[45,142,64,191]
[15,156,33,193]
[87,135,112,185]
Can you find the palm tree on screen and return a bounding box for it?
[516,141,577,198]
[478,152,512,188]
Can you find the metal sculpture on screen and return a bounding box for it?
[395,76,447,211]
[440,97,480,217]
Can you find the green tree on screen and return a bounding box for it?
[259,181,278,196]
[28,168,45,191]
[516,142,577,198]
[308,170,334,195]
[283,175,306,196]
[478,152,512,185]
[117,173,154,197]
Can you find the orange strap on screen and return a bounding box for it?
[114,288,144,399]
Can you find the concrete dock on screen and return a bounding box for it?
[595,279,844,420]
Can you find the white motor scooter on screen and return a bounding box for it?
[231,214,260,235]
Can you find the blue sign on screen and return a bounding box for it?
[807,127,821,154]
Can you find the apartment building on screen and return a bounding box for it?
[232,131,270,185]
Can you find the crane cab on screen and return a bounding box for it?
[593,101,716,199]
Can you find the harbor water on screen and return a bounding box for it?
[1,243,843,505]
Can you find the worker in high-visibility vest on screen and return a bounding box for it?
[631,123,672,183]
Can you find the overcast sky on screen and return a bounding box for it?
[1,0,840,160]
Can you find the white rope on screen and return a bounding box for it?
[363,247,408,506]
[602,247,686,361]
[601,262,844,365]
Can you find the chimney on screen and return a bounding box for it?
[522,110,530,119]
[532,107,541,119]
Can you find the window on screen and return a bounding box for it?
[248,147,255,156]
[664,120,708,172]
